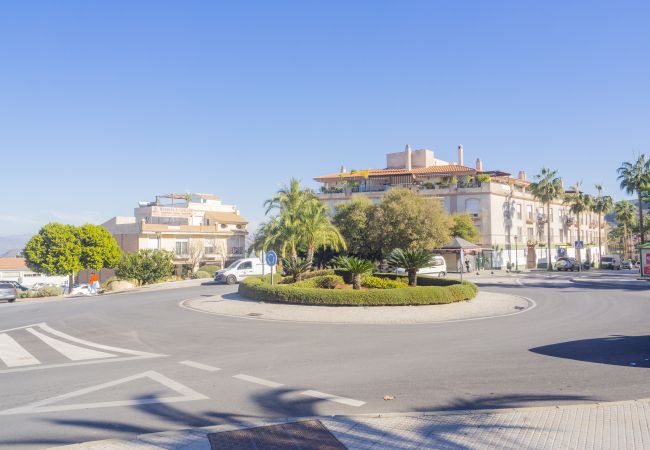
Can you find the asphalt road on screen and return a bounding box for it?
[0,271,648,449]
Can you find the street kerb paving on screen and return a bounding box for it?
[50,398,650,449]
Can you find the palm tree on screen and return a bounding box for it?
[301,201,347,261]
[281,257,312,282]
[592,184,613,267]
[333,256,374,290]
[617,154,650,243]
[614,200,636,259]
[528,168,563,271]
[564,182,593,265]
[387,248,434,287]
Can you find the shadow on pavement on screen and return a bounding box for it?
[530,335,650,368]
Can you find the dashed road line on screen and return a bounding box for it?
[301,390,366,407]
[233,374,284,388]
[179,360,221,372]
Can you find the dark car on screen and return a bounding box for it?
[2,280,28,291]
[0,282,17,303]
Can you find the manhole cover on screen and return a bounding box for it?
[247,312,263,317]
[207,420,346,449]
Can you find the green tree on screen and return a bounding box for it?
[369,188,451,256]
[387,248,434,287]
[301,201,346,262]
[116,249,175,285]
[529,168,564,271]
[450,213,480,243]
[23,223,82,292]
[76,224,122,271]
[617,154,650,243]
[563,182,593,265]
[332,198,377,259]
[591,184,613,266]
[614,200,636,259]
[281,257,312,282]
[333,256,374,290]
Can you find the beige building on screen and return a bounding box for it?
[103,193,247,274]
[314,145,607,269]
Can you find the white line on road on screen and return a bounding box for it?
[233,374,284,388]
[179,360,221,372]
[26,327,115,361]
[301,390,365,407]
[0,333,41,367]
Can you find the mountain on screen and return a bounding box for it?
[0,235,30,256]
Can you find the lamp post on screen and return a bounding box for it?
[514,235,519,272]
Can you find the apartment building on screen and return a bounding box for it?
[103,193,247,274]
[314,145,607,269]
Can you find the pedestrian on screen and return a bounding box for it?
[465,257,470,273]
[89,272,99,295]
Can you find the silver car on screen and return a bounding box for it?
[0,282,17,303]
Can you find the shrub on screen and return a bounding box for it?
[282,257,313,282]
[192,270,212,279]
[332,256,374,289]
[294,275,344,289]
[19,286,64,298]
[239,276,477,306]
[116,249,175,285]
[300,269,336,280]
[361,275,408,289]
[200,265,221,276]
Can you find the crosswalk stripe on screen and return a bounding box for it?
[0,333,41,367]
[26,328,116,361]
[301,390,365,407]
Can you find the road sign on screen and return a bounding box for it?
[265,250,278,267]
[574,240,584,249]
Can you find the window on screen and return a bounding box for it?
[204,239,215,255]
[175,239,188,255]
[517,227,523,240]
[527,227,534,240]
[526,205,533,221]
[516,204,522,220]
[238,261,252,270]
[148,238,159,250]
[465,198,480,215]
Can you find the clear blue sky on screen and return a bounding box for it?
[1,1,648,236]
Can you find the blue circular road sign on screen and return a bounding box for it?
[265,250,278,266]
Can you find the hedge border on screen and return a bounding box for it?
[239,275,478,306]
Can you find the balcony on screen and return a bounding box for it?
[141,223,245,234]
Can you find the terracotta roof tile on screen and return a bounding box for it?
[0,258,28,270]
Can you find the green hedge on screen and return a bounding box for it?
[361,275,408,289]
[239,275,477,306]
[192,270,212,279]
[19,286,64,298]
[294,275,344,289]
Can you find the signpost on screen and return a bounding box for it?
[575,240,584,272]
[265,250,278,285]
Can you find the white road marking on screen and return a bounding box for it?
[179,360,221,372]
[37,323,160,357]
[233,373,284,388]
[26,327,115,361]
[0,333,41,367]
[301,390,365,407]
[0,370,208,415]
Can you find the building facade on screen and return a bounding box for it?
[0,257,67,287]
[314,145,607,269]
[103,193,247,274]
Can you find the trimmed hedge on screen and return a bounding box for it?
[239,275,478,306]
[294,275,344,289]
[19,286,64,298]
[361,275,407,289]
[192,270,212,279]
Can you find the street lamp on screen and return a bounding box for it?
[514,235,519,272]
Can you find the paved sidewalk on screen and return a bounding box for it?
[51,398,650,449]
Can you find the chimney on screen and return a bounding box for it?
[405,144,412,170]
[457,145,464,166]
[476,158,483,171]
[340,165,347,173]
[518,170,527,181]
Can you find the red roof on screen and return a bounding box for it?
[314,164,476,182]
[0,258,28,270]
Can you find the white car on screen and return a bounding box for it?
[214,258,273,285]
[396,255,447,277]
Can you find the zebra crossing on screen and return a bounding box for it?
[0,322,163,373]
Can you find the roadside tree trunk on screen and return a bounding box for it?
[408,269,417,287]
[68,273,74,294]
[352,274,361,290]
[546,203,552,271]
[638,192,646,244]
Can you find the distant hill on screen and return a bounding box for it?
[0,235,30,256]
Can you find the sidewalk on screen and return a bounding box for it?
[51,397,650,449]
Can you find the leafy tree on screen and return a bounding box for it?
[333,256,374,290]
[281,257,312,282]
[301,201,346,262]
[614,200,637,259]
[76,224,121,271]
[388,248,434,287]
[24,223,82,291]
[332,198,378,259]
[369,188,451,256]
[116,249,175,285]
[529,168,564,271]
[563,182,593,265]
[450,213,480,243]
[617,154,650,243]
[591,184,613,266]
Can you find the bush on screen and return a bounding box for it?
[361,275,408,289]
[192,270,212,279]
[239,276,477,306]
[19,286,64,298]
[294,275,344,289]
[200,265,221,276]
[116,249,175,285]
[300,269,336,280]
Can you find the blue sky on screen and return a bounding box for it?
[1,1,648,236]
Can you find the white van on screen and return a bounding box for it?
[214,258,273,285]
[600,255,622,270]
[396,255,447,277]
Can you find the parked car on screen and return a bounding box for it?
[396,255,448,277]
[0,282,17,303]
[600,255,622,270]
[1,280,28,291]
[69,284,92,296]
[621,260,634,270]
[214,258,273,285]
[556,257,579,271]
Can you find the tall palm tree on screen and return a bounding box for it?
[528,168,563,271]
[592,184,613,267]
[614,200,636,259]
[564,182,593,265]
[617,154,650,244]
[300,201,347,261]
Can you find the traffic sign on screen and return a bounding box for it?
[574,240,584,249]
[265,250,278,267]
